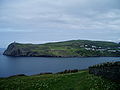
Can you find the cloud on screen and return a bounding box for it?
[0,28,33,32]
[0,0,120,47]
[0,0,120,31]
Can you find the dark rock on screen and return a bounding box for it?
[3,43,34,56]
[3,43,22,56]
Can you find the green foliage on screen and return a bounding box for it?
[90,61,120,68]
[0,71,119,90]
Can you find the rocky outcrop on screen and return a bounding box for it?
[89,62,120,82]
[3,43,32,56]
[3,43,21,56]
[3,42,55,57]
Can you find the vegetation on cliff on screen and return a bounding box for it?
[3,40,120,57]
[0,70,120,90]
[89,61,120,82]
[89,61,120,68]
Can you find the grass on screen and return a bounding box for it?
[0,70,120,90]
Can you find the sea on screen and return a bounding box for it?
[0,48,120,77]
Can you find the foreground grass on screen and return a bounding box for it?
[0,71,120,90]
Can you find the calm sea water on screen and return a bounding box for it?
[0,48,120,77]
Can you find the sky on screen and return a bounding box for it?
[0,0,120,48]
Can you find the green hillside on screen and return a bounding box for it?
[0,70,119,90]
[4,40,120,57]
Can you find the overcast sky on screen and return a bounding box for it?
[0,0,120,48]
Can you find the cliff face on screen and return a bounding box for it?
[89,62,120,82]
[3,43,40,56]
[3,40,120,57]
[3,43,23,56]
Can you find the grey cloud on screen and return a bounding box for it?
[0,0,120,47]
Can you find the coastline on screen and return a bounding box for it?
[0,69,88,78]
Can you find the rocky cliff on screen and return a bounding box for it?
[3,43,26,56]
[3,43,39,56]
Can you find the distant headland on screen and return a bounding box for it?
[3,40,120,57]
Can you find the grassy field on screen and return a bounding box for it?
[0,70,120,90]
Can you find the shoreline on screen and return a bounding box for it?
[0,69,88,78]
[3,54,120,58]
